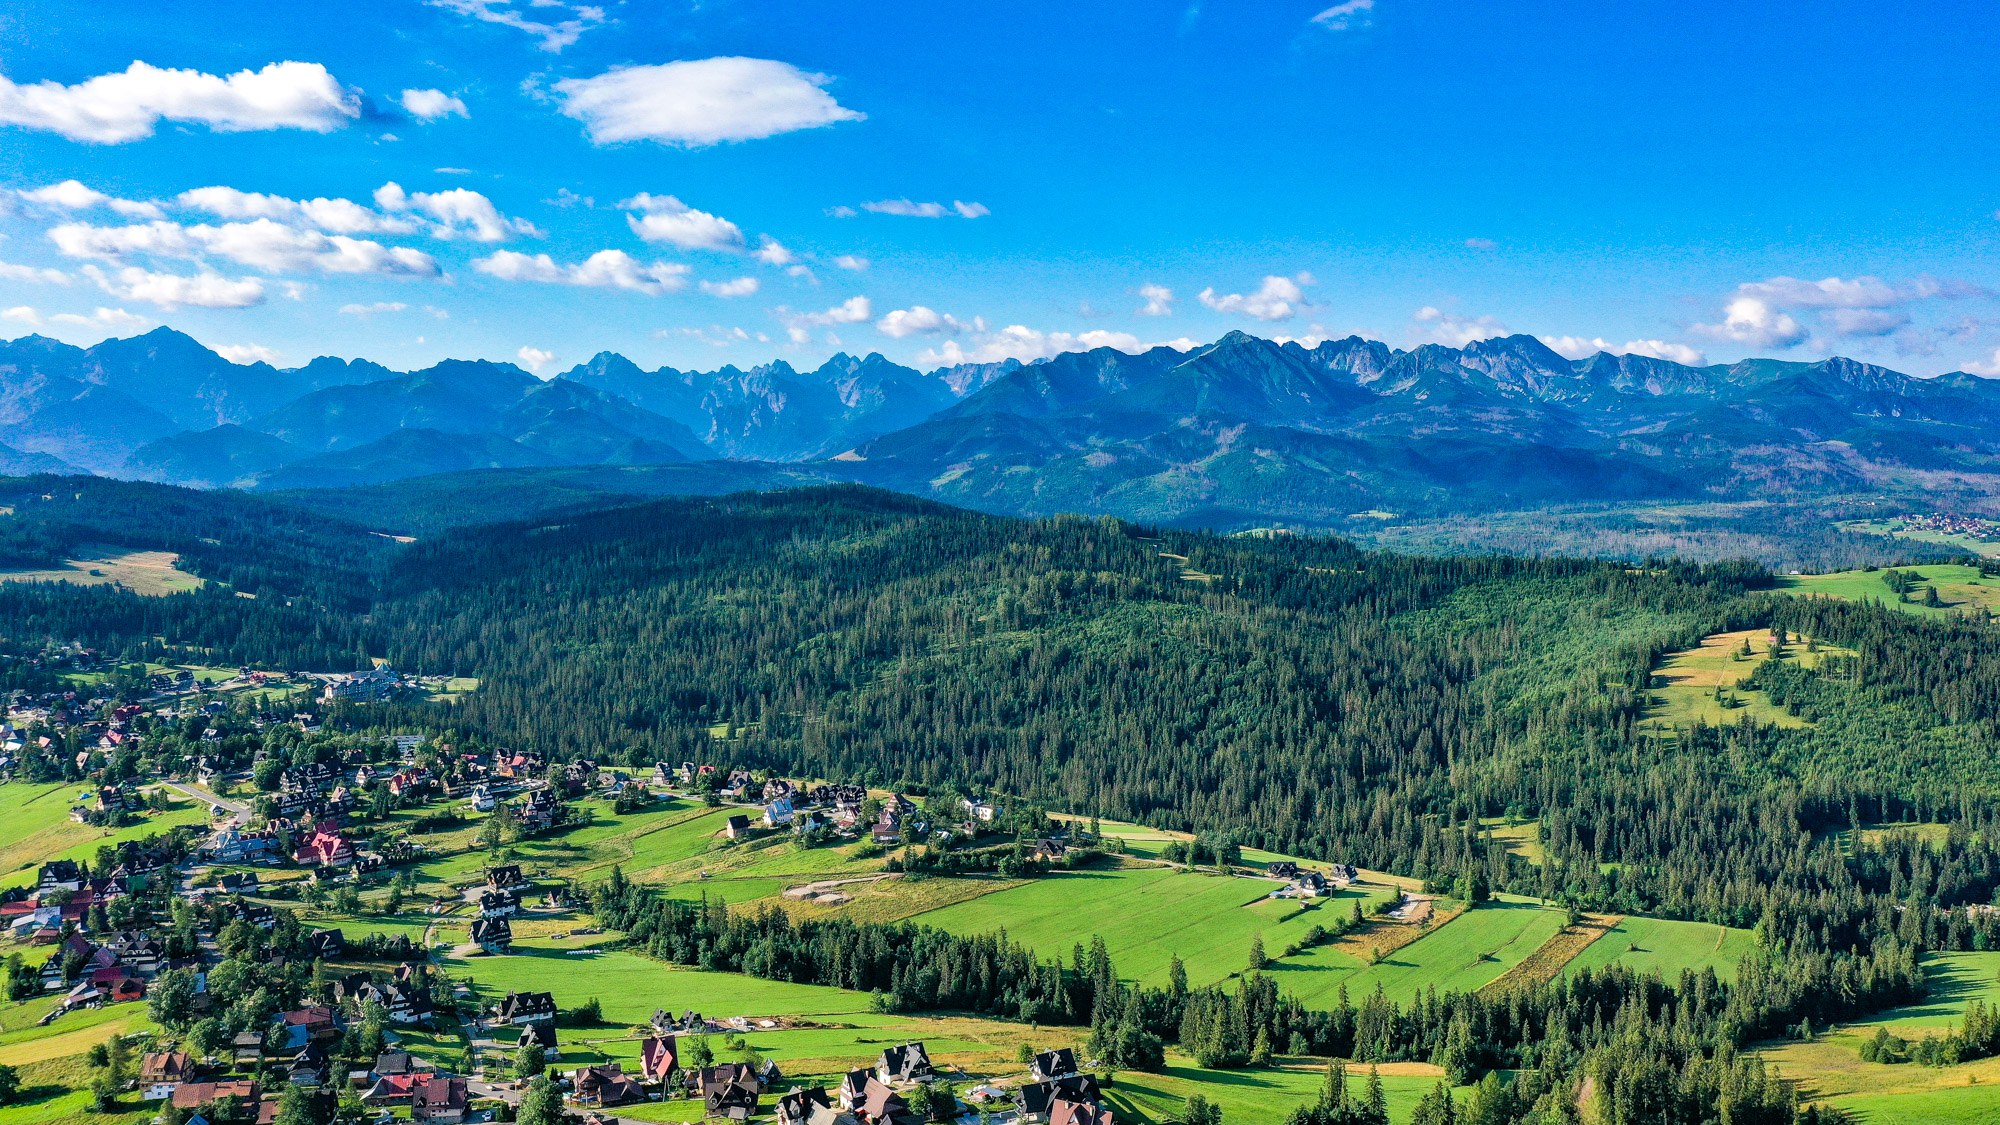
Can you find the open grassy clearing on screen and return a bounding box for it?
[1640,628,1852,730]
[1478,818,1547,865]
[1104,1059,1464,1125]
[0,782,207,889]
[1776,565,2000,618]
[0,545,203,596]
[1559,915,1757,982]
[1838,519,2000,560]
[0,1055,153,1125]
[1744,954,2000,1122]
[1273,899,1567,1008]
[913,865,1398,989]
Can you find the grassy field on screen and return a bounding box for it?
[1751,953,2000,1123]
[1838,519,2000,560]
[1776,565,2000,619]
[1560,915,1758,981]
[1273,899,1568,1008]
[1105,1060,1462,1125]
[1641,628,1850,730]
[912,865,1398,989]
[0,546,203,597]
[0,782,208,890]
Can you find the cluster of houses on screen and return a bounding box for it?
[1265,861,1358,898]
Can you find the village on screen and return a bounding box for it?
[0,657,1386,1125]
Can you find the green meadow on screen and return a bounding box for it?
[1776,565,2000,619]
[912,865,1397,989]
[0,781,208,890]
[1272,899,1566,1008]
[1561,915,1759,982]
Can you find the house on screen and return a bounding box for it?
[232,1031,266,1066]
[874,1043,935,1085]
[498,990,557,1024]
[723,814,753,840]
[701,1064,762,1120]
[478,889,520,919]
[172,1079,259,1111]
[518,790,563,830]
[1017,1076,1102,1123]
[762,778,798,802]
[326,668,401,704]
[857,1078,913,1125]
[234,901,276,929]
[640,1035,678,1083]
[1030,1048,1078,1083]
[107,976,146,1003]
[778,1086,834,1125]
[372,1051,415,1077]
[360,1072,428,1107]
[486,864,525,890]
[413,1075,468,1123]
[517,1021,558,1051]
[217,872,259,894]
[837,1069,872,1111]
[1050,1100,1115,1125]
[37,860,83,893]
[470,917,513,954]
[763,797,795,828]
[808,1106,864,1125]
[573,1063,646,1108]
[1291,870,1330,896]
[141,1050,195,1097]
[467,785,495,813]
[289,1042,330,1087]
[1266,861,1300,880]
[292,822,354,868]
[306,929,346,958]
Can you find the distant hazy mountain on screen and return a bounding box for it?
[6,325,1999,524]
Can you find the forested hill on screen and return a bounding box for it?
[7,482,1999,938]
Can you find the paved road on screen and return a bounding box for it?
[165,780,248,818]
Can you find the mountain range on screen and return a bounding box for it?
[2,326,1997,524]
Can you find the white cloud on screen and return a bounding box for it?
[1311,0,1374,31]
[917,326,1162,367]
[517,345,555,372]
[194,220,439,276]
[1694,274,1984,348]
[753,237,796,266]
[176,185,423,235]
[474,248,689,294]
[1464,237,1496,250]
[375,182,539,241]
[215,343,282,364]
[1692,295,1807,349]
[1135,283,1175,317]
[83,265,264,309]
[0,261,70,284]
[859,198,989,218]
[1411,305,1508,347]
[1538,335,1706,366]
[832,255,868,271]
[618,193,743,251]
[400,88,468,121]
[17,180,162,218]
[825,205,858,218]
[339,301,407,316]
[555,58,863,147]
[48,220,192,260]
[1964,348,2000,377]
[777,295,871,343]
[429,0,601,52]
[1822,308,1909,337]
[877,305,979,338]
[1199,273,1312,321]
[1,305,149,331]
[700,276,759,298]
[0,60,358,143]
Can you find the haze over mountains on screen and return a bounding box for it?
[2,326,1997,525]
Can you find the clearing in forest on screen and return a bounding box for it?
[1272,898,1568,1008]
[0,544,202,596]
[1640,628,1848,730]
[1559,915,1757,981]
[1777,565,2000,618]
[912,864,1398,988]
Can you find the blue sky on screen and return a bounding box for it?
[2,0,1998,376]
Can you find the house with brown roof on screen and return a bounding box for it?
[573,1063,646,1107]
[413,1075,468,1122]
[172,1079,259,1111]
[1050,1099,1115,1125]
[640,1035,678,1082]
